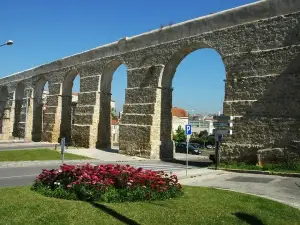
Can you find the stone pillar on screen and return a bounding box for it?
[0,91,13,140]
[21,88,34,142]
[96,92,111,149]
[221,45,300,162]
[31,93,44,142]
[159,87,174,159]
[42,81,63,143]
[73,64,101,148]
[60,91,72,143]
[119,65,171,159]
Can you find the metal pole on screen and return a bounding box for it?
[61,137,65,164]
[186,138,189,176]
[215,141,219,170]
[24,90,29,143]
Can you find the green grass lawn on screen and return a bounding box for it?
[219,162,300,174]
[0,149,91,161]
[0,186,299,225]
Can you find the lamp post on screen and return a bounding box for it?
[0,40,13,48]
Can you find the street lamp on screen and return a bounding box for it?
[0,40,13,47]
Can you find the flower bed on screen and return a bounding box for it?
[31,164,183,202]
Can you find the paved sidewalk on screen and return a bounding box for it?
[180,169,300,209]
[65,148,148,161]
[0,142,56,150]
[0,148,151,168]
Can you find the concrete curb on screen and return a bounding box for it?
[208,167,300,178]
[178,173,204,180]
[175,168,214,180]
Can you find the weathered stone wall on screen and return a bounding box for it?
[0,0,299,160]
[220,15,300,162]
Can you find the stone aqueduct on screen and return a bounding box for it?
[0,0,300,161]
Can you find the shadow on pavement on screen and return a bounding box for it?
[91,202,140,225]
[162,158,213,168]
[96,148,119,154]
[233,212,264,225]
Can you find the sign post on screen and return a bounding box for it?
[185,124,192,176]
[61,137,65,164]
[213,115,234,170]
[215,133,223,170]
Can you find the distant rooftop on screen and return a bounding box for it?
[172,107,188,118]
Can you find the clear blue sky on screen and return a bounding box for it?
[1,0,257,114]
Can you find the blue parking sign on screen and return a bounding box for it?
[185,124,192,135]
[218,134,223,142]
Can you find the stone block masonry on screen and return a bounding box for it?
[0,0,300,161]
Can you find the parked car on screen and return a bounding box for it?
[175,143,201,155]
[190,143,203,149]
[206,145,213,149]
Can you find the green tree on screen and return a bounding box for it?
[111,108,118,120]
[198,130,209,147]
[173,125,186,143]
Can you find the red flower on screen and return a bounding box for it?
[34,163,182,195]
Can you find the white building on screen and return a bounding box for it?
[111,100,116,113]
[172,107,189,132]
[111,119,119,146]
[189,115,215,135]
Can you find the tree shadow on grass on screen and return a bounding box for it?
[90,202,141,225]
[233,212,264,225]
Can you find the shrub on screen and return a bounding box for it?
[31,164,183,202]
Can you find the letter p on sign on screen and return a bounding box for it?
[185,124,192,135]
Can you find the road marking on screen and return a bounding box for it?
[0,174,37,179]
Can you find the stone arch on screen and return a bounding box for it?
[32,76,48,141]
[158,43,226,158]
[160,42,218,87]
[60,69,80,144]
[13,82,25,138]
[0,86,9,134]
[96,60,126,149]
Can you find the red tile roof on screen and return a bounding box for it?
[112,119,119,125]
[172,107,188,117]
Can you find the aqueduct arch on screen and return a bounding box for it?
[0,0,299,161]
[159,44,225,159]
[97,60,126,149]
[60,69,80,145]
[13,82,25,138]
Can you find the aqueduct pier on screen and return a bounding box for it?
[0,0,300,161]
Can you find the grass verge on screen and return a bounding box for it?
[0,149,91,161]
[0,186,299,225]
[218,162,300,174]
